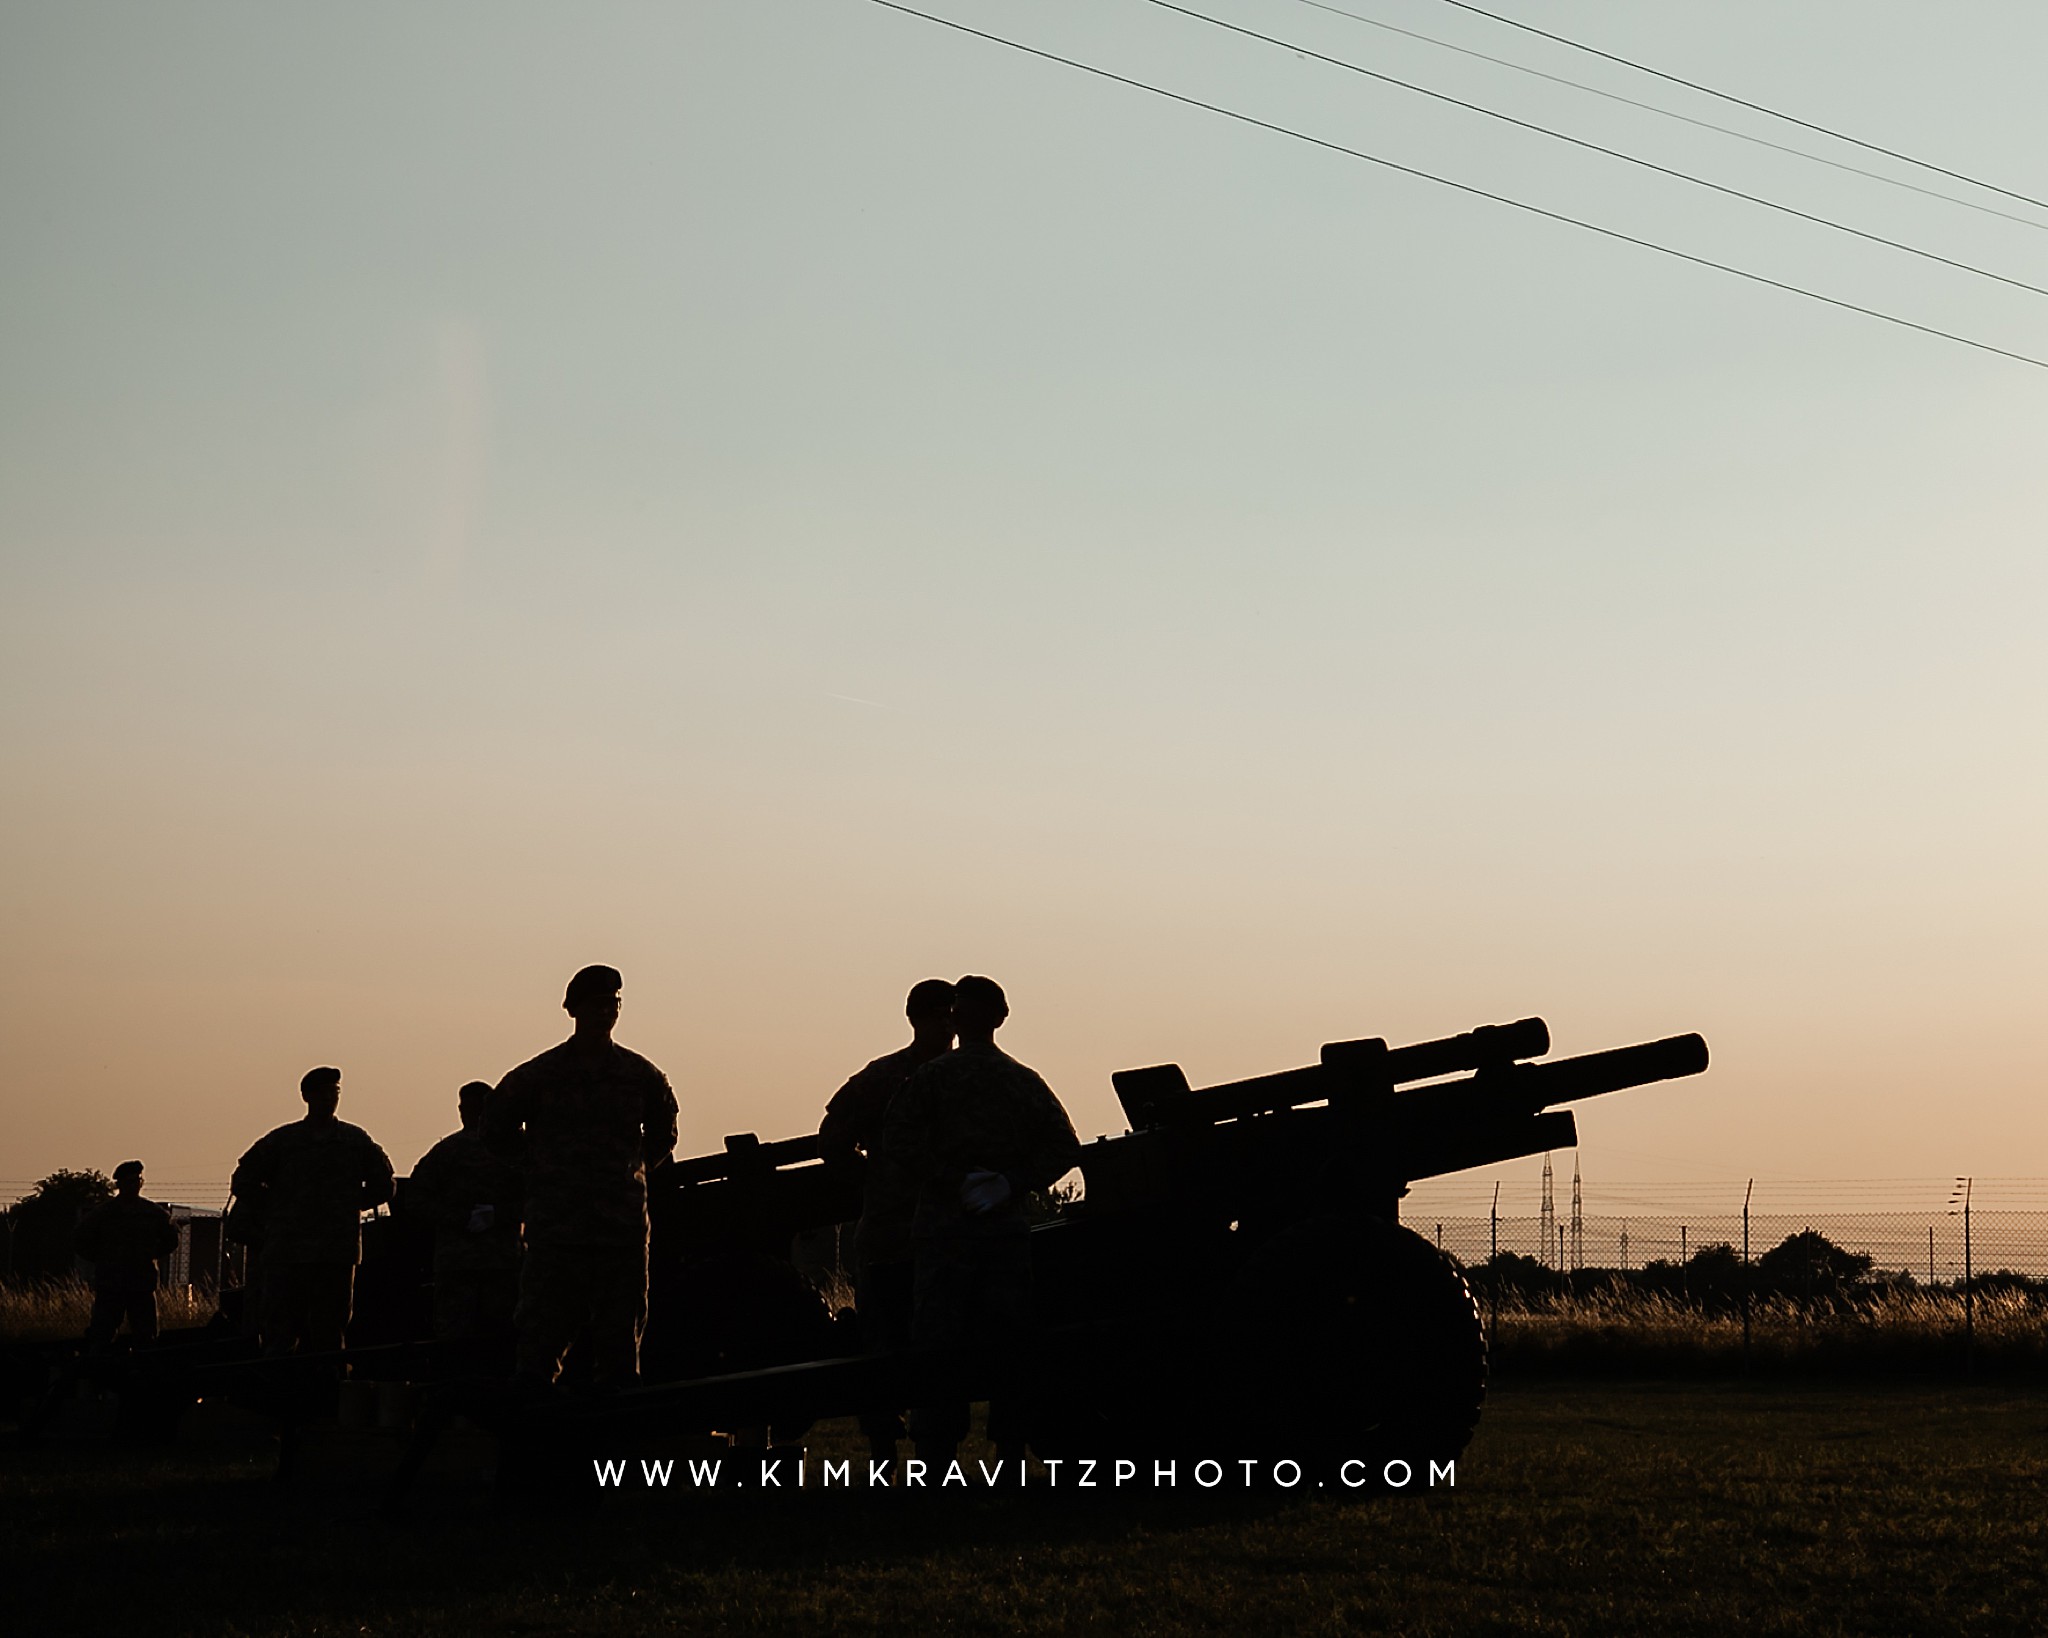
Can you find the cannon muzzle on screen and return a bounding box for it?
[1508,1032,1710,1109]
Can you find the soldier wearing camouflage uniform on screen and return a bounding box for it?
[883,974,1081,1465]
[406,1080,524,1366]
[231,1067,397,1356]
[75,1160,179,1347]
[818,977,955,1460]
[488,965,678,1391]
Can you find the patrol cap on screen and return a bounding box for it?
[564,964,624,1008]
[113,1160,144,1182]
[300,1066,341,1095]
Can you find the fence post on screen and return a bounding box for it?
[1742,1179,1753,1375]
[1949,1177,1974,1382]
[1963,1179,1974,1383]
[1488,1183,1499,1357]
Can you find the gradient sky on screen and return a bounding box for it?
[4,1,2045,1203]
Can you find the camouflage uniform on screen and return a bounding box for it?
[488,1039,678,1388]
[820,1042,948,1444]
[75,1195,179,1345]
[821,1044,947,1313]
[407,1129,524,1354]
[883,1044,1082,1449]
[231,1117,396,1356]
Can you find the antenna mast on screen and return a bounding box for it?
[1540,1152,1556,1270]
[1570,1155,1584,1272]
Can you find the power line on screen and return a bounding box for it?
[1285,0,2048,234]
[1432,0,2048,215]
[1144,0,2048,301]
[859,0,2048,372]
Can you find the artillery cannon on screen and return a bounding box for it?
[619,1016,1708,1468]
[10,1017,1705,1481]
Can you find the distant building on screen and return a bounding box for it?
[160,1205,232,1293]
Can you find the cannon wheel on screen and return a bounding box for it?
[1225,1214,1486,1469]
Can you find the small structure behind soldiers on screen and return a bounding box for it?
[230,1066,396,1357]
[488,964,678,1393]
[883,974,1081,1468]
[405,1080,523,1370]
[817,976,955,1462]
[75,1160,179,1348]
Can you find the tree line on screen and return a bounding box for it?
[1466,1228,2045,1309]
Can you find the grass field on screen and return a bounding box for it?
[5,1382,2045,1636]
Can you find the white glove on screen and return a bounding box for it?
[959,1169,1012,1215]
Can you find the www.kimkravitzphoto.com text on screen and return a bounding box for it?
[589,1454,1458,1492]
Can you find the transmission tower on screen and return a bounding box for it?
[1570,1156,1584,1272]
[1539,1152,1556,1270]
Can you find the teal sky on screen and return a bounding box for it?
[3,1,2045,1196]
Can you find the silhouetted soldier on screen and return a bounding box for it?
[75,1161,179,1348]
[231,1067,396,1357]
[818,977,955,1461]
[407,1081,524,1368]
[488,965,678,1393]
[883,975,1081,1467]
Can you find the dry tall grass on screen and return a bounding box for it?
[7,1272,2037,1373]
[1487,1285,2048,1374]
[0,1276,218,1342]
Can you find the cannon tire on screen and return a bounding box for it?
[1225,1214,1485,1471]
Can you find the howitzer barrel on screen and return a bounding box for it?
[666,1131,821,1187]
[1508,1032,1709,1109]
[1387,1032,1709,1183]
[1113,1016,1551,1130]
[1378,1016,1551,1086]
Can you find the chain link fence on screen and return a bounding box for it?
[1403,1176,2048,1279]
[1403,1175,2048,1375]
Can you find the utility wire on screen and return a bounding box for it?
[1143,0,2048,302]
[1433,0,2048,215]
[859,1,2048,372]
[1287,0,2048,233]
